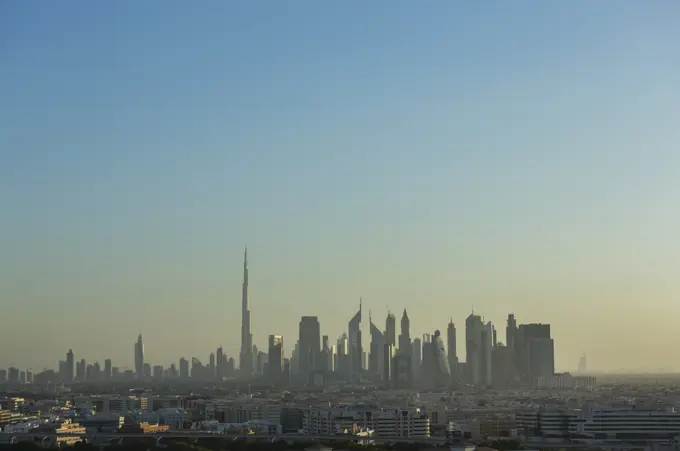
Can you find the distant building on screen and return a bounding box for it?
[298,316,321,384]
[134,334,144,379]
[268,334,284,385]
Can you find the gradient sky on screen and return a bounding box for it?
[2,1,680,373]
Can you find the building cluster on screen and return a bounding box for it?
[4,383,680,448]
[238,250,568,390]
[2,250,575,390]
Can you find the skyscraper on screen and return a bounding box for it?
[336,333,350,380]
[104,359,112,380]
[209,352,216,378]
[66,349,74,382]
[348,300,362,380]
[320,335,331,372]
[239,247,253,378]
[505,314,519,382]
[268,334,284,385]
[418,331,451,388]
[385,312,396,347]
[134,334,144,379]
[447,319,458,379]
[369,313,384,379]
[298,316,321,383]
[465,313,484,385]
[578,353,587,373]
[411,338,422,381]
[398,309,411,355]
[516,323,551,382]
[216,346,224,379]
[179,357,189,379]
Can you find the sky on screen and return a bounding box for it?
[2,1,680,373]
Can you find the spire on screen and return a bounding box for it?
[403,308,408,318]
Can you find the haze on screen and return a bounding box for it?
[1,1,680,373]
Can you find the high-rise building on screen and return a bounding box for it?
[76,359,86,381]
[134,334,144,379]
[179,358,189,379]
[383,343,395,385]
[369,313,384,379]
[466,314,493,386]
[239,247,254,379]
[329,344,336,372]
[66,349,74,382]
[411,338,422,382]
[257,350,268,376]
[527,337,555,382]
[505,314,519,382]
[336,333,350,380]
[420,330,451,388]
[209,352,216,378]
[481,321,494,386]
[385,312,396,347]
[578,353,587,373]
[348,300,362,380]
[399,309,411,355]
[268,334,284,385]
[465,314,482,385]
[104,359,112,380]
[491,343,510,387]
[216,346,224,379]
[7,367,19,383]
[320,335,331,372]
[516,323,551,382]
[447,319,457,379]
[298,316,321,383]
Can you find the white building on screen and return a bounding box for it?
[303,406,429,438]
[537,373,596,390]
[516,406,680,442]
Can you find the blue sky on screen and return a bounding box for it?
[2,1,680,372]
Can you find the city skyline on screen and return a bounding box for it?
[3,2,680,372]
[0,244,673,374]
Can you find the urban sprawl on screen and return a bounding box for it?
[1,250,678,451]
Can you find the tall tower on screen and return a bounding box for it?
[348,299,362,380]
[369,312,384,378]
[134,334,144,379]
[447,319,458,378]
[66,349,75,382]
[385,312,396,347]
[398,309,411,355]
[239,247,253,378]
[299,316,321,383]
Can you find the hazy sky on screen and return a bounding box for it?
[2,1,680,373]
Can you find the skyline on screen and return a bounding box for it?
[2,1,680,372]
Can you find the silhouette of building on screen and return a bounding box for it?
[385,312,396,347]
[66,349,74,382]
[268,334,284,385]
[369,313,384,380]
[298,316,320,384]
[348,300,362,380]
[134,335,144,379]
[447,319,458,381]
[239,247,254,378]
